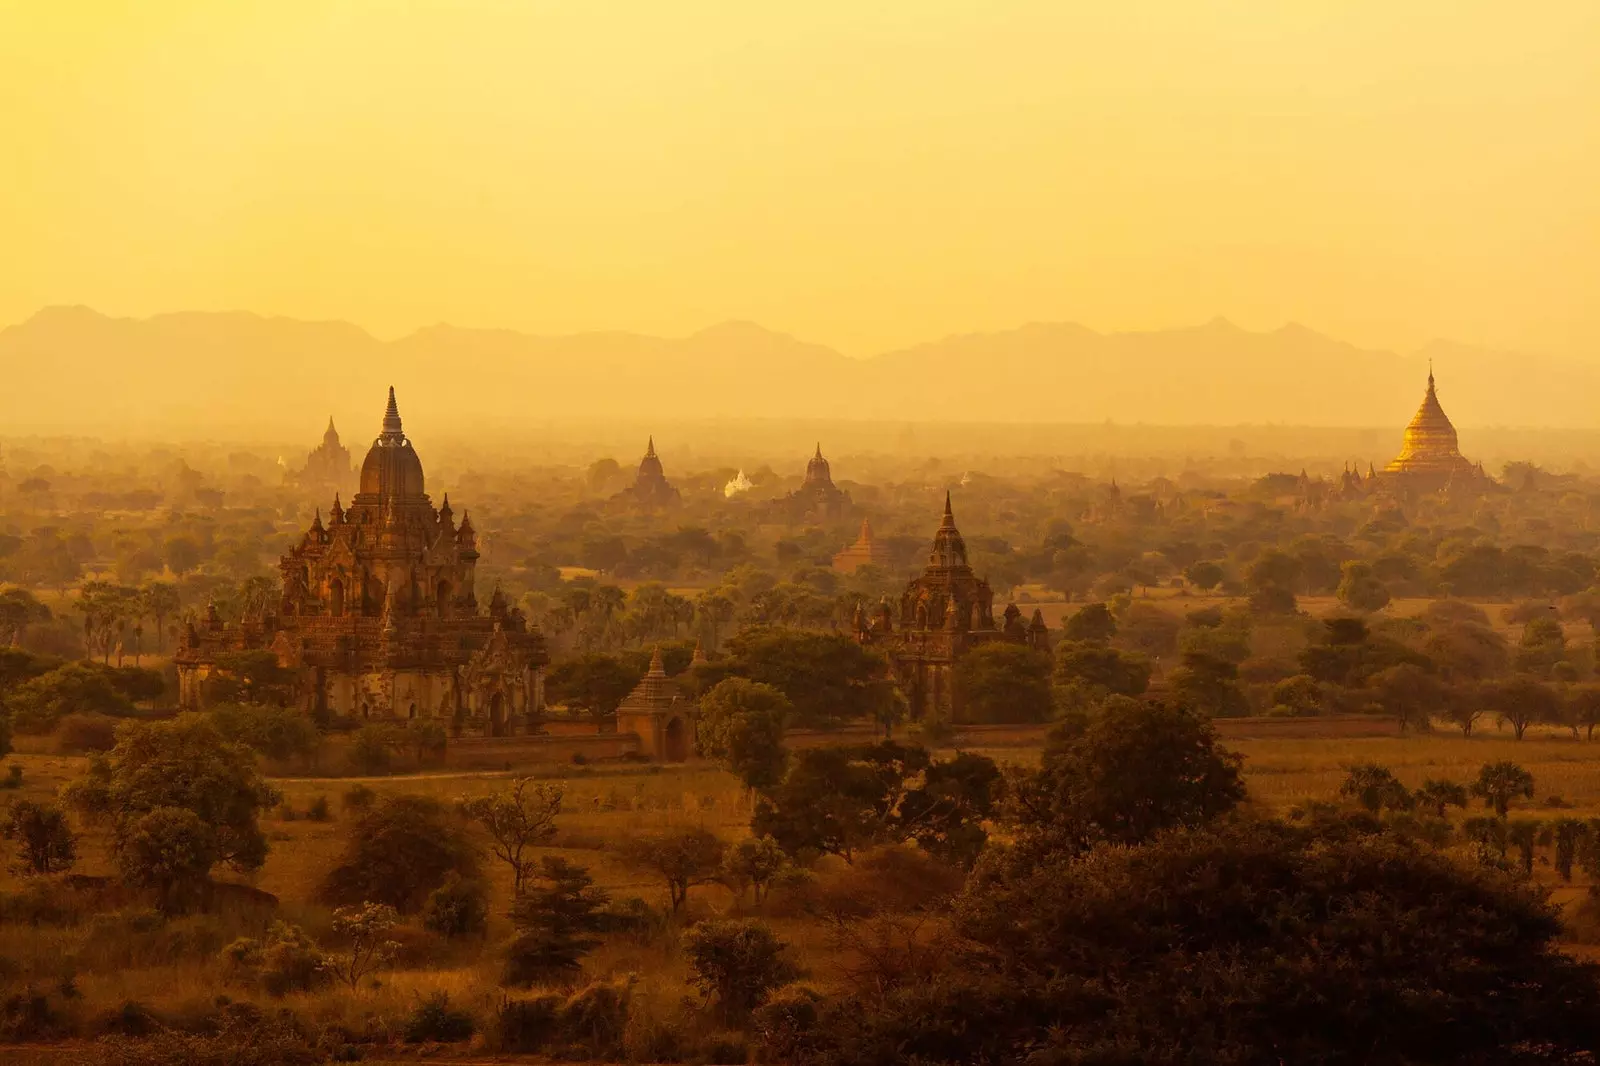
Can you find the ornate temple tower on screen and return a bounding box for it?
[614,437,682,508]
[1383,366,1490,492]
[853,493,1047,723]
[293,416,354,492]
[775,443,851,523]
[176,387,547,735]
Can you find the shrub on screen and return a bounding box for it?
[341,785,375,812]
[347,724,399,775]
[320,795,480,912]
[422,873,488,939]
[683,919,800,1021]
[3,800,76,875]
[0,766,20,790]
[55,712,120,754]
[306,796,331,822]
[621,827,726,911]
[222,921,331,997]
[403,991,475,1043]
[490,994,564,1053]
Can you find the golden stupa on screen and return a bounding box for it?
[1383,365,1486,487]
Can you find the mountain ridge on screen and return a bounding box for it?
[0,305,1589,436]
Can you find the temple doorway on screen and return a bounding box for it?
[663,716,688,762]
[489,692,506,737]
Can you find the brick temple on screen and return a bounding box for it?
[176,388,548,734]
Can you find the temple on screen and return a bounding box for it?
[1382,365,1489,491]
[832,517,894,574]
[613,437,681,508]
[772,444,851,523]
[293,417,354,492]
[614,647,693,761]
[175,388,548,734]
[853,493,1048,723]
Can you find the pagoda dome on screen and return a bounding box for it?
[359,387,426,498]
[1385,367,1470,476]
[804,443,832,486]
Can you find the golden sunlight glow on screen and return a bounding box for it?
[1,1,1596,357]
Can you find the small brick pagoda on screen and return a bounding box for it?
[176,388,548,734]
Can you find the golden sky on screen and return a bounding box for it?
[2,1,1596,357]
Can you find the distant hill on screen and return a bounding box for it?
[0,306,1592,437]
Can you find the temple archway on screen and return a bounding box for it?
[329,579,345,617]
[437,580,452,616]
[663,716,688,762]
[489,692,506,737]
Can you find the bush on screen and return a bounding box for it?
[320,795,480,913]
[306,796,331,822]
[0,766,20,790]
[490,994,564,1053]
[55,712,120,754]
[422,873,488,939]
[403,991,475,1043]
[683,919,799,1021]
[341,785,375,813]
[222,921,331,998]
[3,800,76,875]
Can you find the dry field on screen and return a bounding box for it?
[7,718,1600,1059]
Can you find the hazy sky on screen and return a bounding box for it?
[2,2,1596,357]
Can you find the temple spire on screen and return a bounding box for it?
[815,442,823,459]
[646,436,656,459]
[382,386,403,439]
[647,646,665,677]
[942,490,954,526]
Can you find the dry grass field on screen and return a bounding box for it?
[7,715,1600,1061]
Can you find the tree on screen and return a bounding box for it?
[346,723,400,775]
[163,536,202,577]
[545,653,643,720]
[1425,623,1509,683]
[951,643,1053,724]
[1414,778,1469,819]
[722,836,788,904]
[65,716,273,897]
[1481,677,1559,740]
[1368,662,1444,733]
[684,919,799,1022]
[1005,699,1244,859]
[1338,763,1414,813]
[140,583,181,653]
[719,627,890,729]
[321,795,481,912]
[327,903,401,991]
[1336,561,1391,613]
[503,857,611,985]
[3,799,76,875]
[753,742,999,867]
[1568,683,1600,740]
[1062,602,1117,644]
[203,650,300,707]
[1167,651,1249,717]
[1183,560,1224,592]
[1508,818,1543,875]
[422,873,488,938]
[1549,818,1587,881]
[118,806,218,913]
[0,588,50,645]
[208,703,320,764]
[1052,640,1151,699]
[776,820,1600,1066]
[696,678,791,790]
[1268,674,1322,717]
[6,661,135,733]
[1472,761,1536,818]
[623,826,726,911]
[458,778,563,896]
